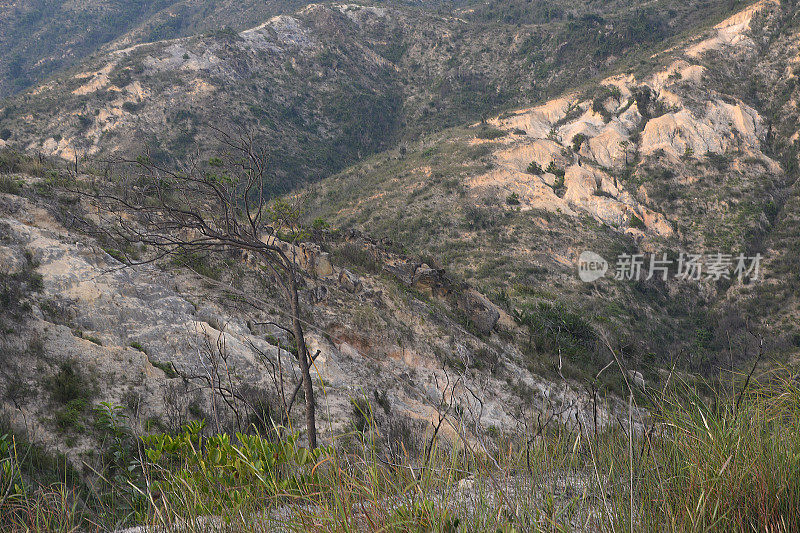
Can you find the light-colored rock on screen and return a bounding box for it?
[640,99,763,159]
[338,268,362,293]
[491,98,575,138]
[686,0,776,58]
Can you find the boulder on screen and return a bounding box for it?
[309,284,328,303]
[411,264,442,295]
[312,250,334,278]
[338,268,362,293]
[383,259,420,286]
[456,288,500,335]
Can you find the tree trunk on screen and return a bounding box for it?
[289,275,317,449]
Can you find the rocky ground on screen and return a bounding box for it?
[0,175,631,471]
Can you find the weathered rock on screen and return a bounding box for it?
[457,288,501,335]
[0,245,25,275]
[411,264,441,295]
[314,251,334,278]
[383,259,420,286]
[309,284,328,303]
[338,268,362,293]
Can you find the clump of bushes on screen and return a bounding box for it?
[0,148,55,178]
[590,85,621,122]
[474,125,507,140]
[629,214,647,230]
[572,133,587,152]
[463,205,508,231]
[44,361,96,433]
[546,161,565,178]
[44,362,93,406]
[0,175,22,194]
[526,160,543,175]
[546,161,567,197]
[331,242,380,273]
[0,251,43,324]
[171,250,221,280]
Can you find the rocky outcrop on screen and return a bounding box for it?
[474,3,784,242]
[3,188,591,471]
[639,100,764,160]
[338,233,507,334]
[456,288,501,335]
[337,268,362,293]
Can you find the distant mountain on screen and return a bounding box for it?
[1,0,749,192]
[0,0,324,97]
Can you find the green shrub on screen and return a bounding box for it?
[0,254,43,324]
[171,250,221,280]
[463,205,506,230]
[0,175,22,194]
[546,160,565,178]
[150,359,177,378]
[121,101,142,113]
[54,398,88,432]
[705,151,730,171]
[547,161,567,198]
[474,125,507,140]
[312,217,330,230]
[140,421,331,514]
[0,149,54,177]
[331,242,379,273]
[129,342,146,353]
[526,161,543,174]
[572,133,587,152]
[629,214,647,230]
[84,335,102,346]
[44,362,93,406]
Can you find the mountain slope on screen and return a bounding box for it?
[1,0,799,495]
[303,0,800,375]
[1,1,750,192]
[0,0,324,97]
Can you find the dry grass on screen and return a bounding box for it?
[2,369,799,532]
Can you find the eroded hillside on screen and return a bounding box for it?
[1,157,637,468]
[1,1,749,192]
[1,0,799,490]
[304,0,800,373]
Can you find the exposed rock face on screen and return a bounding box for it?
[639,100,764,160]
[411,264,443,296]
[337,268,362,293]
[383,258,420,286]
[337,234,509,334]
[474,2,786,244]
[301,0,797,389]
[2,188,625,469]
[685,0,776,58]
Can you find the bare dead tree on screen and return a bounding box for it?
[84,130,320,448]
[424,366,463,464]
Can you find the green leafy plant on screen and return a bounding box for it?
[140,421,331,516]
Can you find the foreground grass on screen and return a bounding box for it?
[2,371,799,532]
